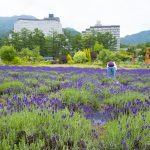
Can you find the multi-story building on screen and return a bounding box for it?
[82,21,120,50]
[14,14,63,36]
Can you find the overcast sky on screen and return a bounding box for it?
[0,0,150,37]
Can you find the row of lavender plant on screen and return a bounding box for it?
[0,66,149,149]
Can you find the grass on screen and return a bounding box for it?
[56,88,100,109]
[0,108,98,149]
[102,111,150,149]
[104,91,148,106]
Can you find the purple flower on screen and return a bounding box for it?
[131,106,137,115]
[126,129,132,139]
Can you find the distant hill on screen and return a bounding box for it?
[63,27,81,36]
[121,30,150,45]
[0,15,36,37]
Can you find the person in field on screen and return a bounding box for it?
[107,61,117,79]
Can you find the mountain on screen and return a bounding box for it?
[63,27,81,36]
[121,30,150,45]
[0,15,36,38]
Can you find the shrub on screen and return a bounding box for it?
[37,85,49,95]
[0,81,24,94]
[58,88,99,109]
[0,45,17,62]
[90,51,97,61]
[73,51,87,63]
[83,48,91,62]
[119,76,133,85]
[59,55,67,64]
[12,57,22,64]
[93,41,103,53]
[102,111,150,149]
[115,50,131,62]
[67,54,74,64]
[104,91,148,106]
[0,109,95,149]
[100,77,115,84]
[97,49,117,66]
[19,47,43,63]
[19,48,33,62]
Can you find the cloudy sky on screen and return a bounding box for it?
[1,0,150,37]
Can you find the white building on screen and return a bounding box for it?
[82,21,120,50]
[14,14,63,36]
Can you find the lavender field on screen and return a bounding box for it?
[0,66,150,150]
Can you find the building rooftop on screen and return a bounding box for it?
[90,25,120,28]
[18,14,60,22]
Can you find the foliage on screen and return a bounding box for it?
[0,45,17,62]
[58,88,99,109]
[97,49,117,66]
[82,33,96,49]
[102,111,150,149]
[104,91,148,106]
[83,48,91,62]
[59,55,67,64]
[19,48,34,62]
[0,38,5,47]
[73,51,87,63]
[0,26,131,64]
[81,31,117,50]
[90,51,97,61]
[11,57,22,65]
[96,32,117,50]
[7,28,45,53]
[115,50,131,61]
[0,81,24,94]
[0,109,95,149]
[100,77,115,85]
[18,47,43,62]
[31,46,43,62]
[71,34,82,51]
[67,54,74,64]
[93,41,103,53]
[118,76,133,85]
[0,66,149,149]
[9,29,32,51]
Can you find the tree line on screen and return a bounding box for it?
[0,28,148,65]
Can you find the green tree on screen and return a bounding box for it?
[71,34,82,52]
[7,31,22,51]
[45,32,64,58]
[31,28,45,56]
[73,51,87,63]
[0,45,16,62]
[7,29,33,51]
[136,42,150,61]
[115,50,131,61]
[19,28,33,49]
[82,33,96,49]
[97,49,117,66]
[32,46,43,62]
[19,48,33,62]
[96,32,117,50]
[19,47,42,62]
[7,28,46,56]
[93,41,103,53]
[0,38,5,47]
